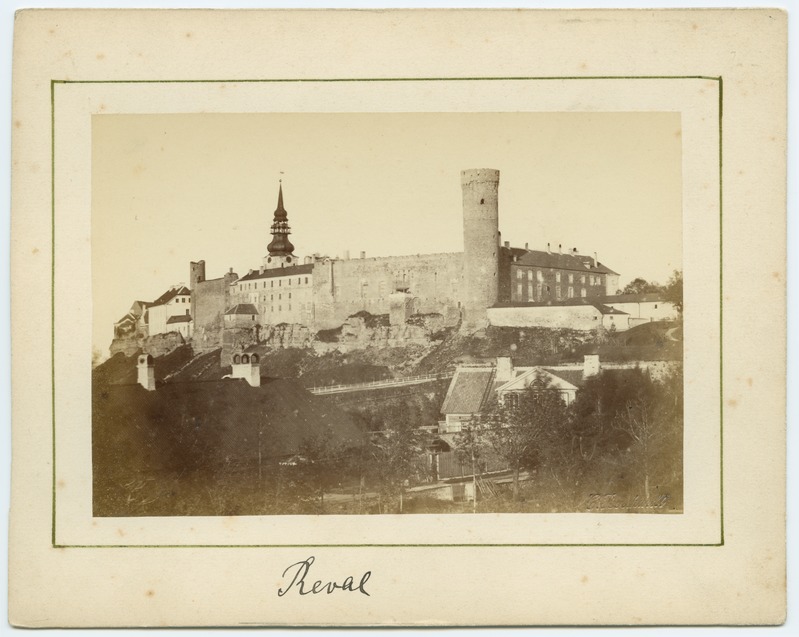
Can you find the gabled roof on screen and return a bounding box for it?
[151,286,191,307]
[492,298,628,314]
[440,368,496,415]
[236,263,314,282]
[225,303,259,316]
[114,312,137,325]
[167,314,192,324]
[502,246,619,276]
[495,367,579,394]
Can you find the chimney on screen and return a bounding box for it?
[343,249,350,260]
[547,242,551,254]
[594,252,598,267]
[558,244,562,254]
[498,230,502,247]
[360,251,366,259]
[583,354,600,379]
[504,240,510,248]
[259,265,265,274]
[525,242,529,250]
[137,354,156,391]
[231,353,261,387]
[229,267,233,274]
[496,356,513,382]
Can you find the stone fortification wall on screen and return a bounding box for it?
[312,252,464,330]
[488,305,603,331]
[193,276,232,352]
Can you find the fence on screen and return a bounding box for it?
[308,372,452,395]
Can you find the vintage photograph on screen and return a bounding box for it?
[91,111,683,517]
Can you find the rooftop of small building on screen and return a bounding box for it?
[225,303,259,316]
[491,298,629,314]
[151,285,191,307]
[166,314,192,324]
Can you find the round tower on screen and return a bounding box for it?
[461,168,500,330]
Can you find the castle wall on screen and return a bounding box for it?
[193,276,230,352]
[487,305,604,331]
[311,252,464,330]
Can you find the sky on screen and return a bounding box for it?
[92,111,682,354]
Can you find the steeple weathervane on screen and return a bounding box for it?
[267,181,295,257]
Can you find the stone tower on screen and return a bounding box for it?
[189,260,206,289]
[461,168,500,330]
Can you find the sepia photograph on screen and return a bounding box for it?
[9,7,787,628]
[91,112,684,517]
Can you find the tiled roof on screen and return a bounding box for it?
[237,263,314,282]
[225,303,259,316]
[166,314,192,324]
[151,286,191,307]
[542,368,586,388]
[503,246,619,275]
[441,368,496,415]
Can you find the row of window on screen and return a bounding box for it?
[239,276,310,292]
[515,269,603,286]
[516,284,589,300]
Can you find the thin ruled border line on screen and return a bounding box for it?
[51,75,723,548]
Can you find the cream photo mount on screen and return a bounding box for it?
[51,76,719,548]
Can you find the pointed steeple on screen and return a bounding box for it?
[267,180,295,256]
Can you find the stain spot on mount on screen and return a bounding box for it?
[727,398,738,408]
[145,589,155,597]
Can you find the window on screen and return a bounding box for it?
[581,288,586,297]
[556,286,561,299]
[528,283,533,298]
[288,292,292,299]
[288,304,292,311]
[581,275,586,284]
[516,283,522,297]
[516,270,523,280]
[271,281,274,288]
[556,272,561,283]
[537,270,543,282]
[527,270,533,281]
[305,277,309,284]
[568,286,574,298]
[289,279,292,286]
[279,280,282,287]
[568,273,574,284]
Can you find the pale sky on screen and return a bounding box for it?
[92,112,682,354]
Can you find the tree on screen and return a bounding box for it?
[662,269,684,313]
[453,416,486,512]
[366,424,428,513]
[291,431,348,512]
[622,277,661,295]
[481,374,569,501]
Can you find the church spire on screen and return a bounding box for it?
[267,181,295,256]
